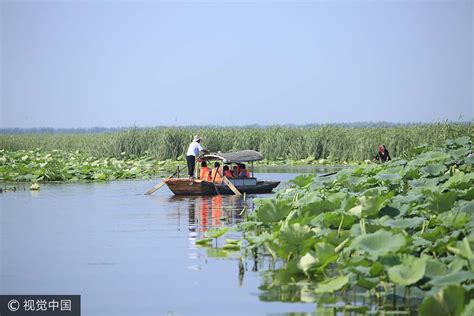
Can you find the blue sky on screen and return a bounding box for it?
[1,0,472,128]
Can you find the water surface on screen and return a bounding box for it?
[1,172,319,316]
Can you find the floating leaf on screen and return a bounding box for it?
[314,275,349,293]
[206,227,228,239]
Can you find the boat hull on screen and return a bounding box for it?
[163,178,279,195]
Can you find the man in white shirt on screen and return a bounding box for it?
[186,135,203,178]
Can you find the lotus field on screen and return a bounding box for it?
[229,136,473,314]
[0,149,179,182]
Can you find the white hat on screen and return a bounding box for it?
[193,135,201,142]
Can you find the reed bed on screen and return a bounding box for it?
[1,123,472,162]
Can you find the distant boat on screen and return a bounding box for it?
[163,150,280,195]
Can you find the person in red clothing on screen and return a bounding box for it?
[211,162,223,183]
[374,145,391,163]
[199,161,211,181]
[223,165,233,178]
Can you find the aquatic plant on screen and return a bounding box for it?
[0,149,180,182]
[1,123,471,162]
[239,136,473,314]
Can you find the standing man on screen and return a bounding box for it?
[186,135,203,178]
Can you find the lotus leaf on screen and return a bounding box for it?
[419,285,465,316]
[421,163,447,177]
[351,229,405,259]
[255,199,292,223]
[384,217,425,230]
[314,275,349,294]
[424,258,447,279]
[426,190,457,213]
[279,223,315,255]
[387,255,427,286]
[428,271,474,287]
[290,174,315,188]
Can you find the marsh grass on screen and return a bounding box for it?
[1,123,471,161]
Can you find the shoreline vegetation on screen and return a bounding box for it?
[0,123,472,183]
[199,136,473,314]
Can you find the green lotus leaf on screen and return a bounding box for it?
[428,271,474,287]
[314,242,337,269]
[420,285,465,316]
[387,255,427,286]
[426,190,457,213]
[453,136,471,147]
[384,217,425,229]
[461,299,474,316]
[460,200,474,213]
[351,229,406,259]
[422,151,451,163]
[401,165,421,180]
[280,223,315,254]
[349,189,394,218]
[290,174,315,188]
[375,172,402,183]
[296,191,341,214]
[195,237,212,246]
[424,258,447,279]
[443,172,474,190]
[409,177,439,188]
[322,212,357,229]
[206,226,228,239]
[465,155,474,165]
[421,163,447,177]
[357,277,380,290]
[314,275,349,294]
[245,231,272,246]
[451,147,470,159]
[255,198,292,223]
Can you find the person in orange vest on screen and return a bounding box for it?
[211,162,223,183]
[199,161,211,181]
[223,165,233,178]
[238,164,251,177]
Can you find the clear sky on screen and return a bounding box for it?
[1,0,472,128]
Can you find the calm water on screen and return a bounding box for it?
[1,173,319,316]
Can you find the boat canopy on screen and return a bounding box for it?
[199,150,263,163]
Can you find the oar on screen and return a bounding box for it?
[222,176,242,196]
[144,170,178,195]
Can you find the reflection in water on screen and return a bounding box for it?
[169,195,254,235]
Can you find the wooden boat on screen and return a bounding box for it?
[162,150,280,195]
[163,178,279,195]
